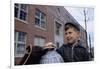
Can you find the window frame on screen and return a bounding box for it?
[34,36,46,47]
[14,4,28,23]
[35,9,46,29]
[14,31,27,57]
[55,21,62,35]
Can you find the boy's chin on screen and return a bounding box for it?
[67,41,73,44]
[67,42,75,45]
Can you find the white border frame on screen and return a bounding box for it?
[10,0,96,69]
[11,0,14,67]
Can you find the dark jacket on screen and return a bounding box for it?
[56,44,90,62]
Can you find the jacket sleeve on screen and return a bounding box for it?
[56,47,64,58]
[82,48,90,61]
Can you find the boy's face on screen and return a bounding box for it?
[65,28,80,44]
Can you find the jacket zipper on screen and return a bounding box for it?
[71,41,79,61]
[71,46,74,62]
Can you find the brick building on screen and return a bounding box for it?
[14,3,87,65]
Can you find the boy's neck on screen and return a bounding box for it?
[67,41,79,47]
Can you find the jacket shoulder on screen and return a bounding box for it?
[56,44,67,52]
[77,45,87,49]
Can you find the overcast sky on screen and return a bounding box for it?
[65,6,94,47]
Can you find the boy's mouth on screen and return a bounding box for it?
[67,37,72,41]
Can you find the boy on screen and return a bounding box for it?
[56,22,90,62]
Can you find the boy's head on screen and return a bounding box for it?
[64,22,80,45]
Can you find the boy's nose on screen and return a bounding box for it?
[66,34,70,37]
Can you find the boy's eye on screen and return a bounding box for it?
[65,33,67,35]
[69,32,72,34]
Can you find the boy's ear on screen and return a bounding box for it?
[78,32,80,36]
[77,31,80,37]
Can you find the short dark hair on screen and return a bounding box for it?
[65,22,80,31]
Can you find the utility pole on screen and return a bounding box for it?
[83,8,88,48]
[84,8,87,31]
[89,34,91,53]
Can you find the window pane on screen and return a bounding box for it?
[55,22,61,35]
[41,20,46,28]
[40,38,45,47]
[56,42,59,48]
[20,4,27,11]
[35,9,40,17]
[14,31,17,41]
[14,7,19,18]
[15,4,19,7]
[34,37,45,47]
[20,10,27,21]
[41,13,45,20]
[34,37,39,46]
[56,29,60,35]
[56,22,61,28]
[18,32,26,42]
[14,31,27,57]
[14,43,16,56]
[16,44,25,54]
[35,18,40,26]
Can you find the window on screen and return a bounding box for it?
[55,21,62,35]
[34,37,45,47]
[56,42,60,49]
[35,9,46,28]
[14,31,27,57]
[57,8,61,17]
[14,4,28,21]
[15,4,19,18]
